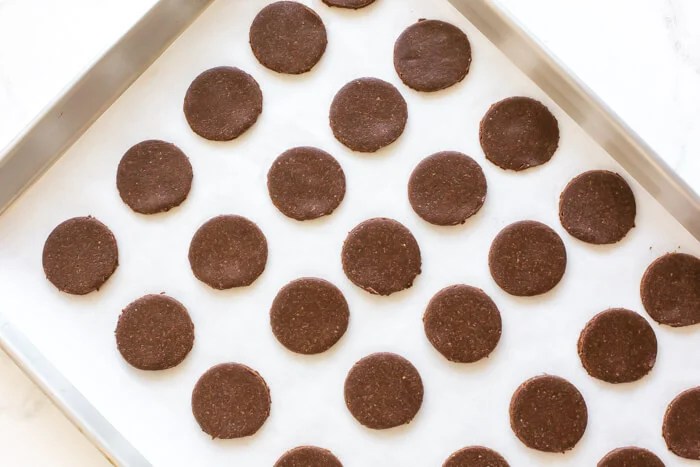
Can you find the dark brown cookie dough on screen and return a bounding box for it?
[329,78,407,153]
[116,140,193,214]
[480,96,559,171]
[115,294,194,370]
[443,446,509,467]
[344,352,423,429]
[183,66,262,141]
[663,386,700,460]
[188,215,267,289]
[559,170,636,244]
[394,20,471,92]
[322,0,375,9]
[577,308,657,384]
[641,252,700,327]
[423,285,501,363]
[341,218,421,295]
[597,447,665,467]
[191,363,271,439]
[488,220,567,296]
[249,2,327,74]
[408,151,486,226]
[267,146,346,221]
[274,446,342,467]
[509,375,587,453]
[270,277,349,354]
[42,216,118,295]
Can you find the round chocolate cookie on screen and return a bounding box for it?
[270,277,349,354]
[249,2,327,74]
[191,363,271,439]
[394,20,471,92]
[408,151,486,226]
[42,216,118,295]
[443,446,509,467]
[116,140,193,214]
[344,352,423,429]
[577,308,657,384]
[188,215,267,289]
[183,66,262,141]
[322,0,375,9]
[329,78,407,153]
[274,446,342,467]
[115,294,194,370]
[423,285,501,363]
[641,252,700,327]
[267,146,346,221]
[597,447,664,467]
[480,96,559,171]
[509,375,588,453]
[488,220,567,296]
[559,170,636,244]
[663,386,700,460]
[341,218,421,296]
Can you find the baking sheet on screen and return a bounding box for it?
[0,0,699,465]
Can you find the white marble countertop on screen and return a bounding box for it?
[0,0,697,465]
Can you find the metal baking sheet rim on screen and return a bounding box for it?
[0,0,698,465]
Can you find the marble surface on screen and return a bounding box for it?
[0,0,697,465]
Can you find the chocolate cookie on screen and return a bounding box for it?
[115,294,194,370]
[344,352,423,429]
[188,215,267,289]
[116,140,193,214]
[509,375,587,453]
[267,146,346,221]
[663,386,700,460]
[274,446,342,467]
[423,285,501,363]
[329,78,407,153]
[42,216,118,295]
[443,446,509,467]
[480,97,559,171]
[488,220,567,296]
[559,170,636,244]
[270,277,349,354]
[597,447,664,467]
[394,20,471,92]
[641,252,700,327]
[183,66,262,141]
[577,308,657,383]
[341,218,421,295]
[408,151,486,225]
[249,2,327,74]
[322,0,375,9]
[191,363,271,439]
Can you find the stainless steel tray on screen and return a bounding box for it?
[0,0,698,465]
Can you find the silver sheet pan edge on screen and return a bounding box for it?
[0,0,698,465]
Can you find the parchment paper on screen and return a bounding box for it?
[1,0,699,465]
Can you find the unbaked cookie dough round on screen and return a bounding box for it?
[559,170,636,244]
[115,294,194,370]
[267,146,345,221]
[597,447,664,467]
[408,151,486,226]
[443,446,509,467]
[42,216,118,295]
[191,363,271,439]
[330,78,407,153]
[274,446,342,467]
[394,19,471,92]
[249,2,327,74]
[480,96,559,171]
[188,215,267,289]
[341,217,421,296]
[183,66,262,141]
[509,375,587,453]
[344,352,423,429]
[663,386,700,460]
[641,252,700,327]
[117,139,193,214]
